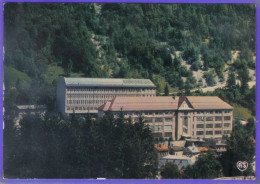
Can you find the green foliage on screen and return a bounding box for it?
[4,66,32,89]
[226,71,236,90]
[220,124,255,176]
[4,3,256,97]
[160,162,181,179]
[164,84,169,96]
[203,72,216,86]
[184,151,223,179]
[4,112,157,179]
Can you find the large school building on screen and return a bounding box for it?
[56,77,156,116]
[98,96,233,140]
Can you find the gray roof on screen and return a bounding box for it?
[64,77,156,88]
[16,105,47,110]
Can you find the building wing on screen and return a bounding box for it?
[185,96,233,110]
[64,78,156,88]
[99,96,180,111]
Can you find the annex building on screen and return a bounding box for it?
[57,77,156,116]
[98,96,233,140]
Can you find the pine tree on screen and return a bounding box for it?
[164,84,169,96]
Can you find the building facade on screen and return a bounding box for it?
[57,77,156,116]
[98,96,233,140]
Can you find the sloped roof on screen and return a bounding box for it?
[186,96,233,110]
[99,96,180,111]
[63,77,156,88]
[98,96,233,112]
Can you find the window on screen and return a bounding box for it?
[197,111,204,114]
[165,118,172,122]
[224,130,231,134]
[153,133,162,137]
[67,107,70,110]
[196,124,204,128]
[197,131,204,135]
[154,125,162,131]
[206,131,213,135]
[224,123,231,128]
[184,111,188,115]
[164,125,172,131]
[224,110,231,113]
[183,128,188,134]
[155,118,163,122]
[206,124,213,128]
[215,124,222,128]
[165,132,172,137]
[165,111,173,115]
[206,111,213,114]
[144,111,153,115]
[215,116,222,121]
[215,110,222,114]
[145,118,153,123]
[224,116,231,121]
[197,117,204,121]
[215,131,222,135]
[206,117,213,121]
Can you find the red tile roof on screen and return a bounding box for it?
[98,96,233,111]
[186,96,233,110]
[99,96,180,111]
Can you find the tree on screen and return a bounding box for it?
[246,118,255,139]
[184,151,223,179]
[203,72,216,86]
[164,84,169,96]
[160,162,181,179]
[226,71,236,90]
[220,125,255,177]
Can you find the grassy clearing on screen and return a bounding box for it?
[153,74,178,94]
[4,66,31,89]
[232,103,254,121]
[42,65,85,85]
[42,65,65,85]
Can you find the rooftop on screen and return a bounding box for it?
[99,96,180,111]
[16,105,47,110]
[63,77,156,88]
[161,155,192,160]
[186,96,233,110]
[99,96,233,111]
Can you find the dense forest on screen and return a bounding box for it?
[4,3,256,109]
[4,111,157,178]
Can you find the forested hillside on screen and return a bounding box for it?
[4,3,256,113]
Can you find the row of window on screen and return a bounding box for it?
[196,123,231,128]
[153,132,172,137]
[196,110,231,114]
[67,87,155,93]
[196,116,231,121]
[148,125,173,131]
[66,106,98,111]
[116,111,175,117]
[67,100,108,105]
[196,130,231,135]
[66,94,156,100]
[134,117,174,123]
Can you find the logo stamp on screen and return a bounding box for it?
[236,161,248,172]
